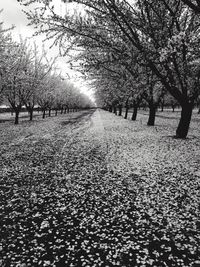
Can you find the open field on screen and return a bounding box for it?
[0,109,200,267]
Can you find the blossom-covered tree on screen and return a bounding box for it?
[2,38,32,124]
[22,43,56,120]
[0,14,13,98]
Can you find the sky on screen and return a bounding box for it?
[0,0,95,103]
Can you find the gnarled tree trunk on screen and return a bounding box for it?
[132,105,138,121]
[147,103,157,126]
[124,106,129,119]
[176,102,193,138]
[14,110,20,125]
[42,109,46,119]
[29,109,33,121]
[161,102,164,112]
[118,105,122,116]
[113,106,117,115]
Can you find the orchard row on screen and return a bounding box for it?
[0,13,92,124]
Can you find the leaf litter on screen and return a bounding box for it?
[0,109,200,267]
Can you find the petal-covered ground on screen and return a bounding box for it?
[0,109,200,267]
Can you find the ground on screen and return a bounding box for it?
[0,109,200,267]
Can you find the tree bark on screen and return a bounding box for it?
[14,110,20,125]
[118,105,122,116]
[124,106,129,119]
[29,110,33,121]
[147,104,157,126]
[42,110,46,119]
[176,103,193,138]
[132,105,138,121]
[48,109,51,117]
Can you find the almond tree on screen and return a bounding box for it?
[22,44,56,120]
[37,73,58,118]
[53,79,74,114]
[83,47,147,121]
[2,38,32,124]
[76,44,144,118]
[53,86,65,115]
[0,16,13,99]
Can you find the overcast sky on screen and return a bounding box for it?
[1,0,95,102]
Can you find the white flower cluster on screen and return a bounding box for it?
[40,220,50,229]
[159,32,186,62]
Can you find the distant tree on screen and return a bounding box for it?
[2,39,32,124]
[22,44,56,121]
[37,74,58,119]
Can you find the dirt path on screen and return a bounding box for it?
[0,109,200,267]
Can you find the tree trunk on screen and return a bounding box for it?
[42,110,46,119]
[55,109,58,116]
[118,105,122,116]
[48,109,51,117]
[64,108,67,114]
[67,107,70,113]
[132,106,138,121]
[124,106,129,119]
[15,110,20,125]
[176,103,193,138]
[109,106,112,112]
[113,106,117,115]
[147,104,157,126]
[60,108,63,114]
[29,110,33,121]
[198,108,200,114]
